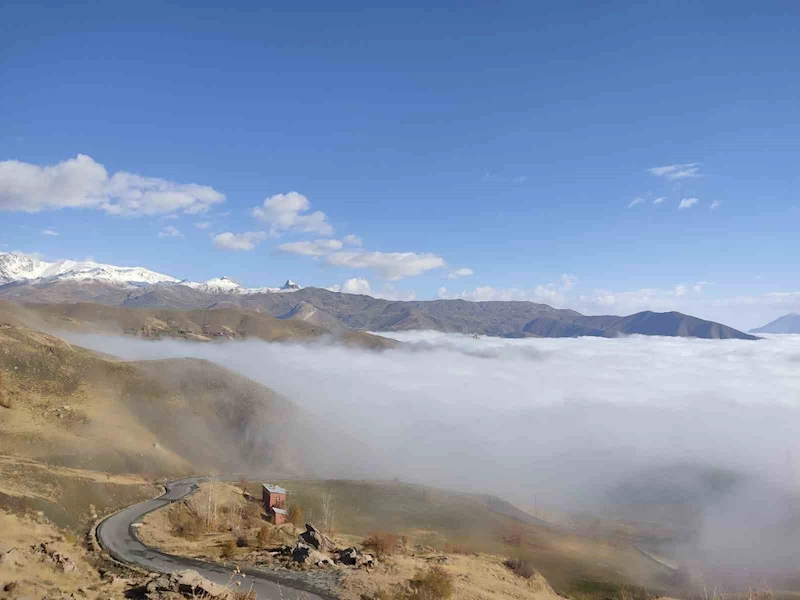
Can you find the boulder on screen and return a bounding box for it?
[0,547,26,568]
[145,570,231,598]
[338,546,360,565]
[298,524,335,552]
[291,542,333,567]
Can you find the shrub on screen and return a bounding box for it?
[236,534,249,548]
[221,539,237,560]
[504,558,534,579]
[288,503,303,526]
[167,504,205,537]
[407,566,455,600]
[242,501,263,526]
[257,525,277,548]
[362,532,398,560]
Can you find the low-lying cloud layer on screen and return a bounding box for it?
[68,330,800,583]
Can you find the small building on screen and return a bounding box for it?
[262,483,289,524]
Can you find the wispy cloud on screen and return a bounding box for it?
[195,221,212,229]
[679,197,699,209]
[653,197,666,205]
[648,163,702,180]
[710,200,721,209]
[628,197,645,208]
[343,234,363,246]
[447,268,474,279]
[277,239,344,257]
[41,229,59,236]
[158,225,184,238]
[211,231,266,251]
[326,250,445,280]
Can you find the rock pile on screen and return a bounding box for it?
[144,569,232,599]
[270,525,376,570]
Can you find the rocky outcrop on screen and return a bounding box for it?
[299,524,335,552]
[145,569,232,599]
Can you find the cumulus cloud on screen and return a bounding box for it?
[628,197,645,208]
[158,225,184,238]
[653,197,667,205]
[41,229,58,236]
[211,231,266,251]
[251,192,333,237]
[440,274,578,305]
[0,154,225,216]
[277,239,344,257]
[343,234,363,246]
[679,197,699,209]
[648,163,702,180]
[447,268,473,279]
[326,250,445,280]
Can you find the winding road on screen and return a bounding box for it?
[96,477,328,600]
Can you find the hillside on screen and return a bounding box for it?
[750,313,800,334]
[0,299,396,349]
[0,319,314,528]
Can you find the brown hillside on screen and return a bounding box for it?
[0,300,396,348]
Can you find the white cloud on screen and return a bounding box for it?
[653,197,666,205]
[251,192,333,237]
[710,200,721,209]
[158,225,184,238]
[327,277,416,300]
[41,229,58,236]
[440,274,578,304]
[326,251,445,280]
[628,197,645,208]
[195,221,212,229]
[343,234,363,246]
[438,285,528,302]
[679,197,699,209]
[277,239,343,257]
[447,268,474,279]
[0,154,225,216]
[648,163,702,180]
[211,231,266,251]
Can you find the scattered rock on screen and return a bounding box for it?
[291,542,333,567]
[3,582,18,593]
[298,524,335,552]
[0,547,26,568]
[145,569,231,598]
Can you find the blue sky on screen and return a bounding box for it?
[1,1,799,328]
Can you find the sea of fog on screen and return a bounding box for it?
[66,330,800,579]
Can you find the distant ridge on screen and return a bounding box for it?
[750,313,800,334]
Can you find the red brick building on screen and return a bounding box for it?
[262,483,289,525]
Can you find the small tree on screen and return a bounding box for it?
[362,532,398,560]
[220,538,237,560]
[257,524,276,548]
[320,491,336,534]
[288,503,303,526]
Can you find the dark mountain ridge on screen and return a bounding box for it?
[0,279,758,340]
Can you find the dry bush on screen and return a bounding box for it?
[366,567,455,600]
[407,566,454,600]
[503,557,534,579]
[257,524,278,548]
[242,501,263,526]
[362,532,399,560]
[288,503,303,526]
[167,503,205,537]
[233,591,257,600]
[444,542,472,555]
[220,538,237,560]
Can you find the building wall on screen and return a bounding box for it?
[274,512,288,525]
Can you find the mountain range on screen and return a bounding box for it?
[0,252,757,340]
[749,313,800,334]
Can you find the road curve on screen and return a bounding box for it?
[96,477,329,600]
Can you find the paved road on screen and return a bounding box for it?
[96,477,328,599]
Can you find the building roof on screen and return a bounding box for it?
[263,483,288,495]
[272,507,289,515]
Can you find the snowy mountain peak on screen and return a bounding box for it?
[0,252,178,286]
[0,252,300,295]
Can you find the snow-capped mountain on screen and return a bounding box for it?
[0,252,300,295]
[0,252,178,286]
[182,276,300,295]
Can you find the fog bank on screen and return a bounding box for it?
[66,330,800,583]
